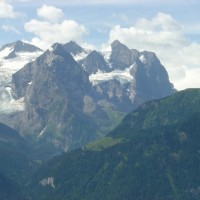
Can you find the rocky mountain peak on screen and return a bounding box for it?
[10,41,104,151]
[80,50,111,74]
[111,40,124,48]
[109,40,135,70]
[13,40,42,52]
[0,40,42,59]
[6,40,41,52]
[89,50,100,56]
[48,42,82,67]
[51,42,62,50]
[63,41,85,55]
[139,51,157,64]
[50,42,71,58]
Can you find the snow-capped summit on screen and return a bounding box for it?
[0,40,43,74]
[62,41,90,61]
[0,40,42,59]
[0,41,43,113]
[110,39,126,49]
[74,40,175,111]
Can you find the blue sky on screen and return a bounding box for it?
[1,0,200,90]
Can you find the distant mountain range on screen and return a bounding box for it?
[0,40,175,153]
[0,40,199,200]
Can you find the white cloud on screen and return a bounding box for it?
[24,5,87,50]
[1,24,20,34]
[81,42,96,50]
[24,17,87,50]
[108,12,200,90]
[37,4,64,23]
[0,1,21,18]
[174,66,200,90]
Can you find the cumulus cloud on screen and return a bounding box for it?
[37,4,64,23]
[1,24,20,34]
[0,1,21,18]
[108,12,200,90]
[24,5,87,50]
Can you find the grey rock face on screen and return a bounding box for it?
[11,43,110,151]
[62,41,85,55]
[80,50,111,74]
[93,79,137,112]
[12,63,33,98]
[134,51,174,100]
[109,40,139,70]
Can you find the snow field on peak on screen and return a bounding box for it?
[0,47,13,60]
[0,50,42,113]
[89,66,134,85]
[73,51,89,61]
[89,45,137,86]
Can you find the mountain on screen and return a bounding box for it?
[62,41,90,62]
[23,89,200,200]
[0,40,42,59]
[0,40,175,153]
[65,40,175,112]
[10,43,117,153]
[109,39,138,70]
[80,50,111,74]
[111,88,200,138]
[62,41,86,56]
[0,40,43,114]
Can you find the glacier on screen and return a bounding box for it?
[0,47,42,113]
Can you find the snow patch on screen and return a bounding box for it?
[38,125,47,137]
[0,47,13,58]
[129,63,137,75]
[139,55,146,64]
[0,97,24,114]
[89,67,134,85]
[0,50,42,113]
[73,51,89,61]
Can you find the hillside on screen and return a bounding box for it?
[0,172,26,200]
[24,88,200,200]
[0,123,33,200]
